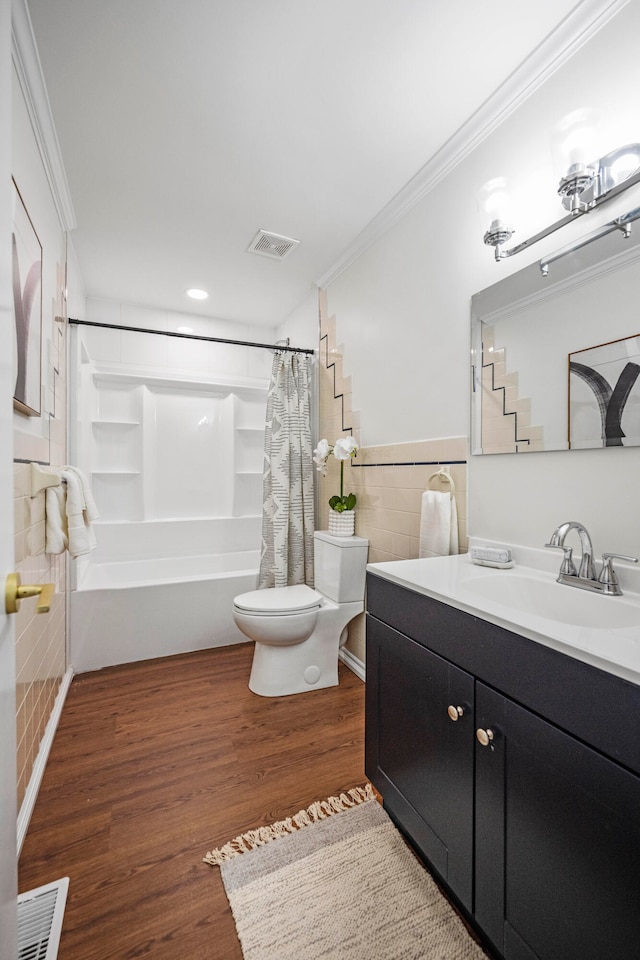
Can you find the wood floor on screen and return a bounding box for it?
[18,642,366,960]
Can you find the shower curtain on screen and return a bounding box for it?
[258,351,315,589]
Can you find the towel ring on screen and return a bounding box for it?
[427,468,456,500]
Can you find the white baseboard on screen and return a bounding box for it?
[339,647,365,682]
[17,666,74,857]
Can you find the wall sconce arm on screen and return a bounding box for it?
[539,204,640,276]
[486,145,640,262]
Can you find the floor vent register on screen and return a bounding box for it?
[17,877,69,960]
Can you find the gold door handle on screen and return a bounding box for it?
[447,704,465,721]
[5,573,55,614]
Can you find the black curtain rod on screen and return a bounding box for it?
[67,318,315,355]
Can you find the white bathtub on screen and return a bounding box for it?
[70,518,260,673]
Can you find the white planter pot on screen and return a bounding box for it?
[328,509,355,537]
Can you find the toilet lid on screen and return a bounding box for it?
[234,584,322,615]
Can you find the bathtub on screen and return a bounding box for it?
[70,518,260,673]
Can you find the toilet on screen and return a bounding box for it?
[233,531,369,697]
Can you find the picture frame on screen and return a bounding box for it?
[12,178,42,417]
[568,334,640,449]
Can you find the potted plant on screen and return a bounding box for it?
[313,436,359,536]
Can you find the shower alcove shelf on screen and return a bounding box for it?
[77,365,268,523]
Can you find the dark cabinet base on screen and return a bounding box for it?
[475,683,640,960]
[366,615,475,910]
[366,573,640,960]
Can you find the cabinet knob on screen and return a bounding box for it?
[476,728,495,747]
[447,704,465,721]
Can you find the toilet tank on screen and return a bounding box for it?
[313,532,369,602]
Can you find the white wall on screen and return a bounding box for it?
[66,237,87,323]
[84,297,275,382]
[12,58,68,460]
[326,1,640,559]
[275,286,318,349]
[275,286,319,445]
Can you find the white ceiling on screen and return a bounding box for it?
[25,0,585,326]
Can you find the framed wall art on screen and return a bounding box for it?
[569,334,640,449]
[12,178,42,416]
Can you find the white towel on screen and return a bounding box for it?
[63,465,100,522]
[45,484,68,555]
[44,469,98,558]
[419,490,459,559]
[62,469,97,557]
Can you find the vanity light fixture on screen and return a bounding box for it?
[539,203,640,276]
[483,142,640,262]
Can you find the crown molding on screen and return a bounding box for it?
[316,0,630,289]
[11,0,76,231]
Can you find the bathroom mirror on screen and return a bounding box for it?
[471,216,640,454]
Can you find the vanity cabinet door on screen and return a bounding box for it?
[365,615,475,911]
[475,682,640,960]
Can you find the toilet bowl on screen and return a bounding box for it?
[233,532,369,697]
[233,584,323,646]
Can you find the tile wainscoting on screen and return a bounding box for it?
[318,291,467,665]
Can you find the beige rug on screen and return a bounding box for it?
[204,784,490,960]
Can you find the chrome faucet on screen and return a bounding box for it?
[546,521,596,580]
[545,521,637,596]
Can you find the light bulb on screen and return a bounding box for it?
[478,177,515,254]
[608,150,640,187]
[552,108,602,170]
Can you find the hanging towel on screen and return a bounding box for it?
[63,465,100,522]
[419,490,459,559]
[61,469,97,557]
[44,470,98,557]
[45,484,68,555]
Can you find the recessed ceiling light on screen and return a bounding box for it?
[186,288,208,300]
[177,325,194,334]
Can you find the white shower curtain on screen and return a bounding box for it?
[258,351,315,589]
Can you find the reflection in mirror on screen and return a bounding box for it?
[471,220,640,455]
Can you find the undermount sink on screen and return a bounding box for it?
[459,573,640,630]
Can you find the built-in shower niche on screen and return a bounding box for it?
[86,368,267,522]
[233,393,266,518]
[91,378,144,521]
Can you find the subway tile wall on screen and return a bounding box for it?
[481,326,544,454]
[319,292,467,664]
[13,297,68,811]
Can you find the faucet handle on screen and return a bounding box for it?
[544,543,577,576]
[598,552,639,587]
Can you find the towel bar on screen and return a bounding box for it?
[30,462,62,497]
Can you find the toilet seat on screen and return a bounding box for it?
[233,584,322,617]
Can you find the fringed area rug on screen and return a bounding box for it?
[204,784,490,960]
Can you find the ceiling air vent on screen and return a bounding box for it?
[247,230,300,261]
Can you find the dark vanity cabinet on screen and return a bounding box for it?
[365,572,640,960]
[366,616,475,910]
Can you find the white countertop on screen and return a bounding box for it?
[367,544,640,687]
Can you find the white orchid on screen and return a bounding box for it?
[312,436,359,512]
[333,436,358,460]
[312,438,331,475]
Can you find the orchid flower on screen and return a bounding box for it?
[313,436,359,512]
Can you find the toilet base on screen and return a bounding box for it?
[248,599,362,697]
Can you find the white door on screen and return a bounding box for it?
[0,2,18,957]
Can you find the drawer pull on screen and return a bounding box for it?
[476,728,495,747]
[447,704,465,721]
